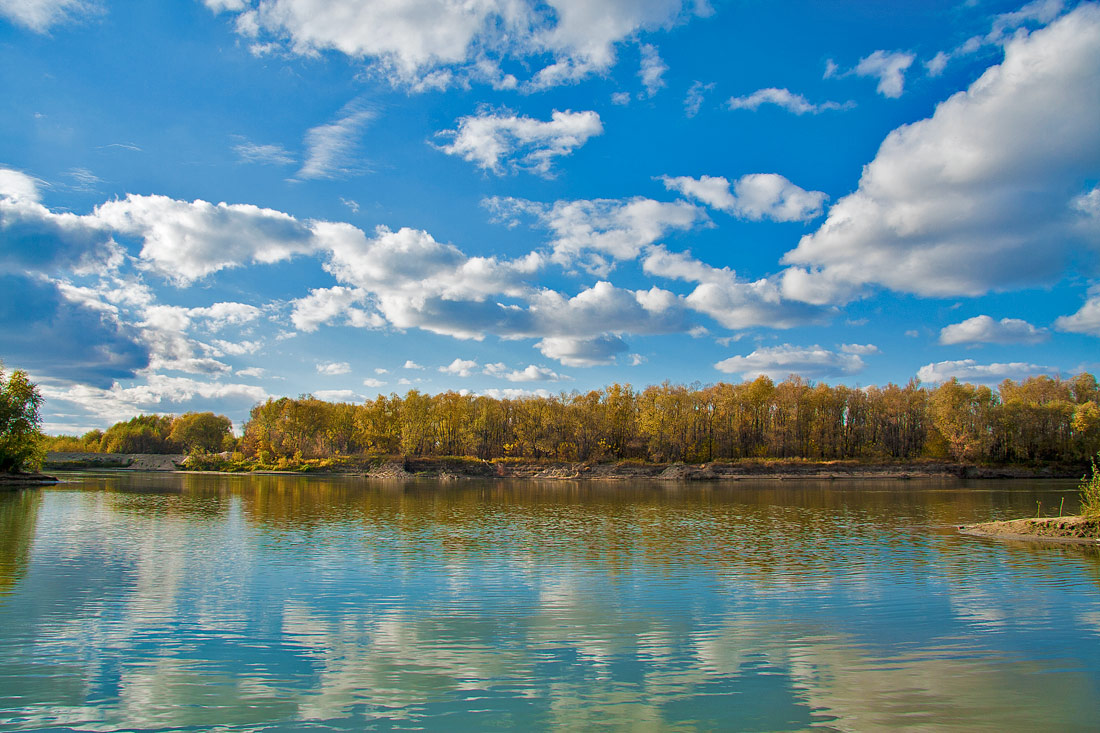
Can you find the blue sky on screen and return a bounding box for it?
[2,0,1099,434]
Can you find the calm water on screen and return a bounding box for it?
[1,473,1098,732]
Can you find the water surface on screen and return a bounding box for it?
[1,473,1097,731]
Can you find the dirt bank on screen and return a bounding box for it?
[960,516,1100,543]
[45,452,187,471]
[0,472,58,487]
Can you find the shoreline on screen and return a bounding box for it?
[960,515,1100,544]
[43,453,1088,481]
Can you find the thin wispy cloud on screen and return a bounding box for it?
[295,102,376,180]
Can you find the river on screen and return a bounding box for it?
[0,472,1097,731]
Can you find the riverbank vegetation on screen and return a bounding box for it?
[45,372,1100,470]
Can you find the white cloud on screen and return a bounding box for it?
[0,0,93,32]
[916,359,1058,385]
[727,87,848,115]
[715,344,865,381]
[290,286,382,332]
[296,102,375,180]
[782,6,1100,304]
[481,387,552,400]
[437,109,602,176]
[216,338,264,354]
[207,0,700,90]
[662,173,827,222]
[362,377,386,388]
[535,335,627,367]
[317,361,351,375]
[94,194,322,285]
[1054,288,1100,336]
[39,375,269,426]
[611,91,631,105]
[484,363,562,382]
[839,343,879,355]
[642,246,825,330]
[403,360,423,370]
[439,358,478,377]
[853,50,915,98]
[684,80,713,117]
[638,43,667,98]
[313,389,360,402]
[237,367,266,378]
[487,195,704,274]
[939,315,1048,345]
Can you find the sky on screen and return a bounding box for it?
[1,0,1099,435]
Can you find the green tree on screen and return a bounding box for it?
[169,412,233,453]
[0,362,45,473]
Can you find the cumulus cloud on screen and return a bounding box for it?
[535,335,628,367]
[642,246,825,330]
[916,359,1059,385]
[439,358,478,377]
[782,6,1100,305]
[1,167,119,273]
[714,344,865,381]
[727,87,848,114]
[94,194,323,285]
[296,102,375,180]
[484,363,562,382]
[317,361,351,375]
[853,50,915,98]
[939,315,1048,345]
[840,343,879,355]
[0,0,94,31]
[0,274,150,387]
[486,195,704,274]
[661,173,827,222]
[403,360,423,370]
[290,286,383,332]
[38,374,269,427]
[638,43,667,97]
[436,109,602,176]
[1054,288,1100,336]
[206,0,700,90]
[362,377,386,388]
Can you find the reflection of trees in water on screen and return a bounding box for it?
[0,489,42,596]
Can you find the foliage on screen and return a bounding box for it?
[1080,454,1100,518]
[40,371,1100,469]
[224,372,1098,466]
[169,412,233,452]
[0,361,45,473]
[42,430,104,453]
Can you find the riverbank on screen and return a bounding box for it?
[44,452,1088,481]
[0,472,59,487]
[960,515,1100,543]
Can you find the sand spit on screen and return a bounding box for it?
[960,515,1100,544]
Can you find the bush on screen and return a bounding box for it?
[1080,454,1100,518]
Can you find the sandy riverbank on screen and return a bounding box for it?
[960,516,1100,543]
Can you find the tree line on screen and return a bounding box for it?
[47,372,1100,466]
